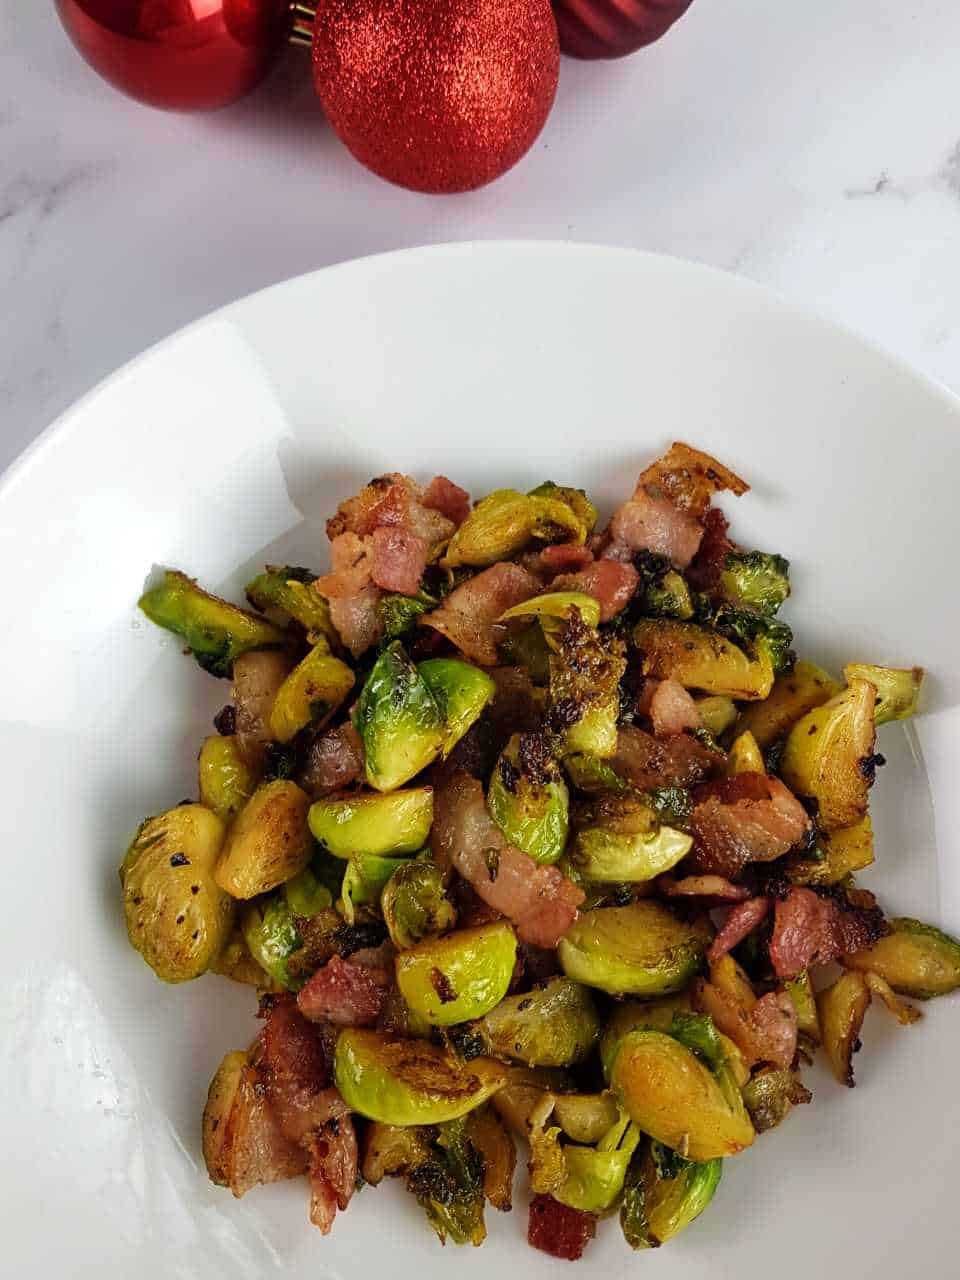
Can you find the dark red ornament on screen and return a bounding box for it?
[552,0,695,60]
[55,0,292,110]
[311,0,560,194]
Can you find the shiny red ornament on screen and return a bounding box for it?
[311,0,560,194]
[552,0,695,60]
[55,0,292,110]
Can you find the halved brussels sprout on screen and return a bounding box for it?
[382,860,457,949]
[571,796,691,882]
[554,1114,642,1214]
[742,1067,811,1133]
[241,866,332,989]
[215,780,313,899]
[787,816,874,887]
[842,662,924,724]
[563,754,630,795]
[620,1143,723,1249]
[120,803,235,983]
[559,902,709,997]
[718,550,790,616]
[418,658,496,755]
[549,614,626,758]
[477,977,600,1067]
[611,1029,755,1160]
[244,565,337,643]
[198,734,259,823]
[695,695,738,737]
[333,1029,507,1124]
[631,619,774,700]
[357,642,444,791]
[441,489,586,569]
[552,1093,621,1145]
[784,971,821,1041]
[268,641,354,744]
[780,678,877,830]
[308,788,434,858]
[139,569,288,678]
[723,730,765,776]
[645,569,695,621]
[396,921,517,1027]
[600,994,693,1080]
[844,917,960,998]
[817,970,871,1086]
[733,660,841,750]
[487,734,569,864]
[528,481,598,534]
[342,852,414,923]
[499,591,601,630]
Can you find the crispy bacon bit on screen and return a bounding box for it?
[693,978,797,1069]
[308,1115,358,1233]
[649,678,701,737]
[609,489,704,567]
[329,588,383,658]
[687,507,735,591]
[769,886,887,980]
[433,771,583,947]
[326,473,455,548]
[298,722,364,798]
[638,442,749,519]
[658,874,752,903]
[232,650,293,769]
[688,774,811,879]
[298,955,388,1027]
[206,1058,308,1198]
[314,532,376,599]
[707,896,772,963]
[528,1195,597,1260]
[610,725,719,791]
[422,563,540,666]
[370,526,429,595]
[423,475,471,526]
[551,559,640,621]
[537,542,595,575]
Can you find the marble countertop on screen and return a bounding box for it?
[3,1,959,474]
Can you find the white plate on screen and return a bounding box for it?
[2,242,958,1279]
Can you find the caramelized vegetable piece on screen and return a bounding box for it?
[333,1029,506,1124]
[552,1094,621,1145]
[139,569,288,678]
[120,803,234,982]
[695,695,738,737]
[528,481,598,534]
[308,788,433,858]
[817,971,871,1086]
[571,796,691,883]
[341,851,413,923]
[843,918,960,998]
[418,658,496,755]
[724,730,765,776]
[477,977,601,1066]
[548,611,626,758]
[215,781,313,899]
[780,678,878,829]
[442,489,585,569]
[741,1067,811,1133]
[268,641,354,743]
[784,971,821,1042]
[466,1106,517,1210]
[499,591,601,630]
[396,921,517,1026]
[210,923,273,988]
[198,734,259,824]
[554,1115,642,1213]
[632,619,774,700]
[620,1143,723,1248]
[863,972,921,1025]
[245,565,337,643]
[558,902,709,997]
[843,662,924,724]
[356,642,444,791]
[382,860,457,949]
[361,1122,433,1185]
[599,994,693,1080]
[487,734,570,865]
[787,816,874,887]
[733,660,841,750]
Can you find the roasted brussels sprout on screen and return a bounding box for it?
[599,994,693,1080]
[396,921,517,1026]
[441,489,586,569]
[379,590,438,640]
[241,866,332,989]
[695,695,738,737]
[554,1113,642,1214]
[215,780,313,899]
[498,622,552,684]
[308,787,434,858]
[842,662,924,725]
[476,977,600,1067]
[499,591,601,630]
[552,1093,621,1145]
[563,754,630,795]
[244,565,336,643]
[120,803,235,983]
[361,1121,434,1185]
[139,569,288,678]
[784,971,821,1041]
[742,1067,812,1133]
[708,603,795,677]
[718,550,790,615]
[549,611,626,758]
[571,795,691,882]
[382,859,457,949]
[631,619,774,700]
[620,1142,723,1248]
[559,902,709,998]
[342,852,414,923]
[487,734,570,864]
[723,730,765,776]
[611,1028,755,1160]
[418,658,497,754]
[268,641,354,744]
[357,642,445,791]
[642,786,695,828]
[732,659,841,749]
[844,917,960,998]
[333,1029,507,1124]
[645,570,695,621]
[406,1118,488,1245]
[198,734,259,823]
[787,816,874,887]
[780,678,877,830]
[817,970,871,1086]
[528,481,598,534]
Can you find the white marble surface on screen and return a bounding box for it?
[2,0,960,474]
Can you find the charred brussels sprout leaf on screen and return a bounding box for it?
[268,640,355,744]
[553,1114,642,1214]
[632,619,774,700]
[709,603,795,676]
[333,1029,506,1125]
[198,734,258,823]
[487,733,569,864]
[244,566,337,643]
[733,660,841,749]
[407,1118,487,1245]
[498,622,552,684]
[357,642,444,791]
[549,611,626,758]
[646,571,695,621]
[718,551,791,616]
[477,977,601,1067]
[528,481,598,535]
[842,662,924,725]
[441,489,586,569]
[396,921,518,1027]
[844,918,960,998]
[215,780,313,899]
[559,902,709,997]
[817,970,871,1086]
[742,1068,812,1133]
[563,754,631,796]
[120,804,234,982]
[418,658,496,756]
[780,678,877,829]
[784,971,821,1041]
[572,795,691,882]
[139,569,288,678]
[621,1143,723,1248]
[308,788,434,858]
[642,786,694,828]
[382,860,457,949]
[379,590,438,640]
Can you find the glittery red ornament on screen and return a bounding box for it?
[311,0,560,194]
[552,0,694,60]
[55,0,292,110]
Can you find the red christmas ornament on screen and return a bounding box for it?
[552,0,695,60]
[311,0,560,194]
[55,0,292,110]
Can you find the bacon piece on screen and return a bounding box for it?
[649,678,701,737]
[326,473,455,549]
[693,978,797,1069]
[329,588,383,658]
[370,526,428,595]
[551,559,639,622]
[609,489,704,567]
[610,725,719,791]
[298,955,388,1027]
[688,774,811,878]
[307,1115,358,1234]
[206,1058,308,1198]
[422,563,539,666]
[314,532,376,599]
[298,722,364,798]
[528,1195,597,1260]
[537,542,595,575]
[432,771,583,947]
[707,896,772,963]
[768,886,886,980]
[657,874,752,902]
[422,475,471,526]
[687,507,735,592]
[638,442,749,519]
[232,649,293,769]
